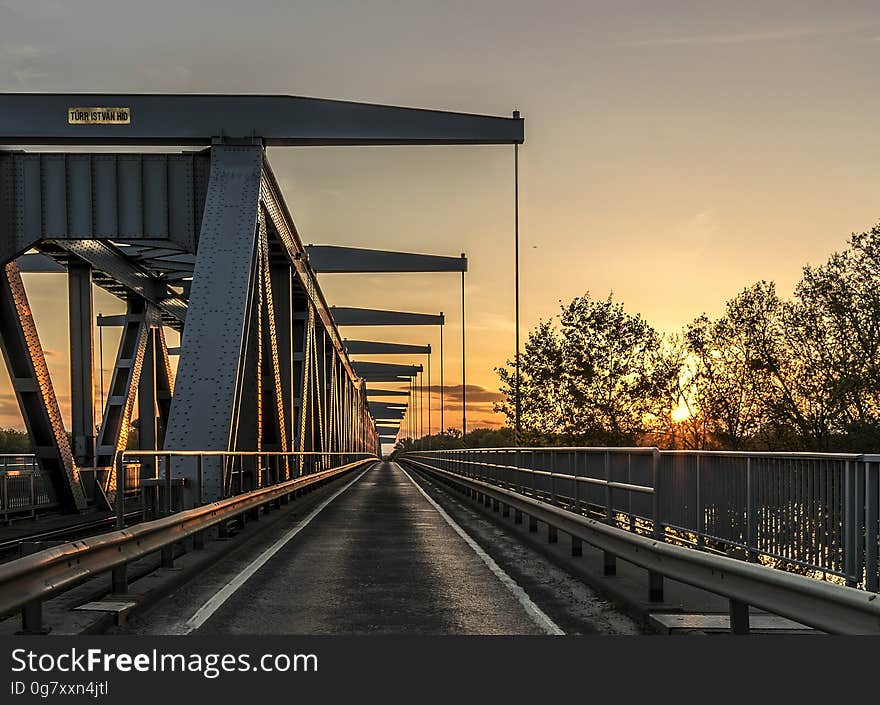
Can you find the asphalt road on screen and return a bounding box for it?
[121,461,638,636]
[195,461,545,634]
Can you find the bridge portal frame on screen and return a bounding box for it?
[0,92,523,510]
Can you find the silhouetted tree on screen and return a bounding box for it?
[496,222,880,452]
[497,293,678,445]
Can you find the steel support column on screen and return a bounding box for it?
[137,326,159,485]
[94,298,153,499]
[164,146,263,506]
[68,260,96,468]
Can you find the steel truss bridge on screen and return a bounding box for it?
[1,95,879,638]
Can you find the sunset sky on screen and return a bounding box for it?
[1,1,880,437]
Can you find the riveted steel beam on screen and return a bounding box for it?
[270,262,294,458]
[0,151,207,265]
[366,389,410,397]
[0,262,87,511]
[258,215,289,472]
[46,240,188,328]
[164,146,263,505]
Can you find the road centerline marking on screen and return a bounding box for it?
[178,463,376,634]
[396,462,565,636]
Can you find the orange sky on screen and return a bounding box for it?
[2,1,880,446]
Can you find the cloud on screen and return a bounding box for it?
[1,0,72,20]
[0,43,53,87]
[0,392,24,428]
[626,25,858,48]
[437,384,503,403]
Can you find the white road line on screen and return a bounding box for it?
[178,464,375,634]
[396,463,565,636]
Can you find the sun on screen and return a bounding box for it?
[671,402,692,422]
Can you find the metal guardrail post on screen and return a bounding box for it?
[111,453,128,594]
[845,460,857,587]
[855,461,866,587]
[18,542,50,634]
[197,454,204,505]
[695,454,704,550]
[729,598,750,634]
[161,453,175,569]
[648,448,664,602]
[866,461,878,593]
[603,450,616,576]
[192,454,207,550]
[746,457,758,562]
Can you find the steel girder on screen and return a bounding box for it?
[306,246,467,273]
[354,361,422,377]
[331,307,445,326]
[366,389,410,397]
[257,215,288,470]
[0,152,207,267]
[345,340,431,355]
[94,299,156,502]
[0,262,87,511]
[270,264,294,465]
[163,146,264,504]
[0,94,524,146]
[67,260,96,468]
[16,253,65,272]
[358,374,414,383]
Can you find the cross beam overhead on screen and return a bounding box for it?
[332,308,444,326]
[345,340,431,355]
[0,94,524,146]
[307,246,467,273]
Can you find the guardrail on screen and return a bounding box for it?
[0,450,377,634]
[115,449,374,523]
[400,448,880,634]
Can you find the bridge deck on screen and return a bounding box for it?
[131,462,557,635]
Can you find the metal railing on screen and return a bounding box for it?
[0,450,377,634]
[400,448,880,634]
[0,455,53,520]
[115,450,375,523]
[401,448,880,593]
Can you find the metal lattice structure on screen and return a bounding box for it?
[0,93,523,512]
